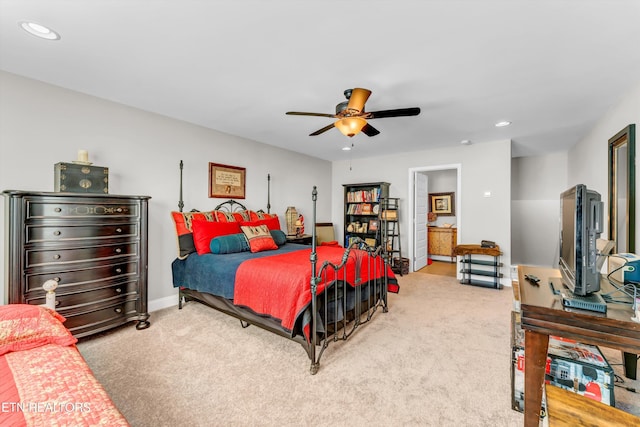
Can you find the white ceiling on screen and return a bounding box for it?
[1,1,639,161]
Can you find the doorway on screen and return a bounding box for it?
[407,164,462,276]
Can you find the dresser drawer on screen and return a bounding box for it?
[62,299,139,337]
[26,200,139,219]
[25,280,138,308]
[25,261,138,293]
[26,222,138,243]
[26,242,138,267]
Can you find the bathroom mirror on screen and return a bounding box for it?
[608,124,636,253]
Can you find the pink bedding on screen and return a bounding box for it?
[0,343,129,426]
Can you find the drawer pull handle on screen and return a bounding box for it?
[115,287,122,293]
[53,254,61,260]
[115,268,122,273]
[114,307,122,314]
[53,230,61,236]
[116,228,122,233]
[55,300,60,307]
[54,277,61,282]
[115,248,122,254]
[116,208,123,213]
[54,207,62,213]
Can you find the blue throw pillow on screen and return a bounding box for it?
[210,233,250,254]
[270,229,287,246]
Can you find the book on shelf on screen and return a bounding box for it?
[347,203,376,215]
[364,238,377,247]
[347,188,382,203]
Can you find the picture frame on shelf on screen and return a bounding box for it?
[429,192,455,216]
[368,219,379,231]
[209,162,246,199]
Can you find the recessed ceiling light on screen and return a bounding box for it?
[19,21,61,40]
[460,139,472,145]
[342,146,352,151]
[495,121,511,127]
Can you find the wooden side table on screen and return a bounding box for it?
[286,234,312,245]
[453,244,503,289]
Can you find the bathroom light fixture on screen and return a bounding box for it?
[19,21,61,40]
[495,120,511,127]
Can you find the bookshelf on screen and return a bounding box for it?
[343,182,390,248]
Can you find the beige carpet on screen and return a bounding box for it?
[76,273,638,426]
[417,260,457,277]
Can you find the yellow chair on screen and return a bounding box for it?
[315,222,340,246]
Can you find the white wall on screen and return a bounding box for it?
[511,152,568,267]
[332,139,512,286]
[567,81,640,245]
[0,71,332,307]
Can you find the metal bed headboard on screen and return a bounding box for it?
[178,160,269,213]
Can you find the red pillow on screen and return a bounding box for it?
[0,304,77,355]
[240,224,278,253]
[240,216,281,231]
[170,210,216,258]
[191,220,242,255]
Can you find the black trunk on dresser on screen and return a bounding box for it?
[3,190,150,336]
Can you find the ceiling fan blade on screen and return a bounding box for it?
[309,123,335,136]
[286,111,337,118]
[347,88,372,112]
[368,107,421,119]
[361,123,380,137]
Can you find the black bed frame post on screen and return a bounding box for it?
[267,173,271,214]
[178,160,184,213]
[309,186,319,374]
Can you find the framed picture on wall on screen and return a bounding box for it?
[209,162,246,199]
[429,192,455,216]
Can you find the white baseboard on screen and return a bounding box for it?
[148,293,179,312]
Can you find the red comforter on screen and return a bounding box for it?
[233,246,396,336]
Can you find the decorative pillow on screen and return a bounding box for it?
[0,304,77,356]
[240,216,281,232]
[248,210,278,221]
[270,229,287,246]
[210,233,250,254]
[241,224,278,253]
[213,210,250,222]
[192,220,242,255]
[171,211,216,258]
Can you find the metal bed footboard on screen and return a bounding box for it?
[307,186,389,374]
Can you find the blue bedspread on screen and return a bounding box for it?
[171,243,309,300]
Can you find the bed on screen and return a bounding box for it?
[171,165,398,374]
[0,304,129,426]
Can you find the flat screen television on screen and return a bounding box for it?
[559,184,604,296]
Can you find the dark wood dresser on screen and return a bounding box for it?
[3,190,150,337]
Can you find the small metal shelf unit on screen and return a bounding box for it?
[454,244,503,289]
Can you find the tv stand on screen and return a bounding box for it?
[518,265,640,427]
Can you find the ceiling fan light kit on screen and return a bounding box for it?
[286,87,420,138]
[335,117,367,137]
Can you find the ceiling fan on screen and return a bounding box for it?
[286,88,421,137]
